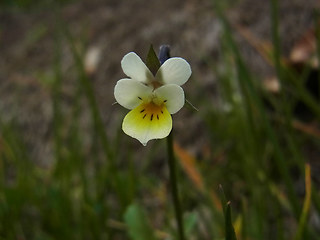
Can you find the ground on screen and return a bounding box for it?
[0,0,318,164]
[1,0,320,239]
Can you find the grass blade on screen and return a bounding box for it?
[225,202,237,240]
[294,164,312,240]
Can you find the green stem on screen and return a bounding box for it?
[167,131,185,240]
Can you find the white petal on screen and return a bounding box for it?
[114,79,152,109]
[121,52,153,83]
[122,103,172,146]
[154,84,185,114]
[156,57,191,86]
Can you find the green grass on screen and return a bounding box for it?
[1,0,320,239]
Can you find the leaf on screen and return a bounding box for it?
[124,203,156,240]
[145,45,161,76]
[184,211,198,235]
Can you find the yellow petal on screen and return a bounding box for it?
[122,102,172,146]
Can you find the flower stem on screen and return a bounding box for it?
[166,131,185,240]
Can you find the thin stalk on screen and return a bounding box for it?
[167,131,185,240]
[52,15,63,172]
[270,0,300,219]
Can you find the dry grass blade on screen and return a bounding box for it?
[272,115,320,139]
[174,142,222,211]
[292,120,320,139]
[174,142,205,192]
[232,23,274,66]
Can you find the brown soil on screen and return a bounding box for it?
[0,0,318,164]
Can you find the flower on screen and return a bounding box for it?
[114,52,191,146]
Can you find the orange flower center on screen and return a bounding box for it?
[138,102,166,121]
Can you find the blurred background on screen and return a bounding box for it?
[1,0,320,239]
